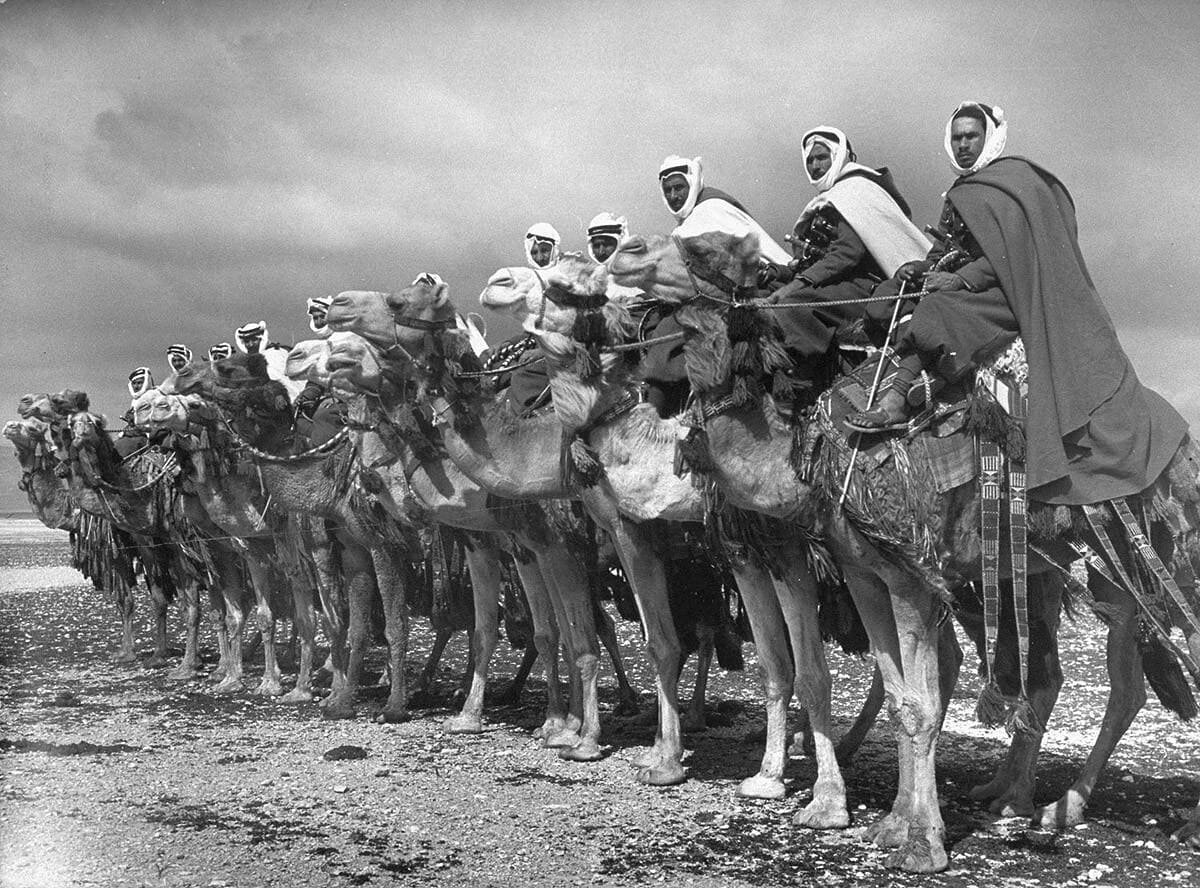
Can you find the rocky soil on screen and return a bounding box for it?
[0,517,1197,887]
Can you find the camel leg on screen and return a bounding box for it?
[499,644,539,705]
[770,557,850,829]
[446,546,502,735]
[308,531,350,705]
[966,575,1063,816]
[206,583,231,684]
[144,577,171,668]
[513,556,569,738]
[595,600,640,716]
[244,556,284,697]
[1174,796,1200,848]
[211,567,248,695]
[373,548,412,724]
[168,581,203,681]
[835,664,885,764]
[525,541,602,762]
[281,558,319,705]
[682,627,714,733]
[729,559,793,801]
[882,567,948,874]
[600,511,684,785]
[322,539,376,718]
[415,627,453,698]
[113,585,137,664]
[1034,576,1144,829]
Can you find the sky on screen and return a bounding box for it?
[3,0,1200,512]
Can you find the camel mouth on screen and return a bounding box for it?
[326,353,359,373]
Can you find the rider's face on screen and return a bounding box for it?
[661,174,690,212]
[806,143,832,181]
[951,116,987,168]
[590,236,617,262]
[529,240,555,267]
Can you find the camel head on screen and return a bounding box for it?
[609,231,760,305]
[326,333,386,394]
[326,284,454,352]
[3,417,50,458]
[287,332,363,387]
[50,389,90,418]
[480,266,544,322]
[524,256,636,361]
[17,393,54,421]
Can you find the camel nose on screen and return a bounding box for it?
[326,353,359,372]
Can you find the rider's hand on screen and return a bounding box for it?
[895,260,928,285]
[923,271,968,292]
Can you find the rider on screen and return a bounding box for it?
[586,212,627,264]
[845,101,1186,506]
[524,222,562,269]
[166,344,193,373]
[768,127,930,359]
[658,155,792,272]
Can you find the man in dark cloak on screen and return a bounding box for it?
[846,101,1186,506]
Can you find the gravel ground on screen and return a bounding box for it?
[0,516,1197,887]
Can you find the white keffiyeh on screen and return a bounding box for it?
[945,101,1007,176]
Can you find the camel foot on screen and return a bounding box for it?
[376,705,412,725]
[631,747,663,770]
[613,696,640,718]
[736,774,786,800]
[543,729,582,750]
[445,713,484,735]
[1033,790,1087,830]
[636,760,687,787]
[167,664,201,682]
[210,677,244,696]
[788,731,814,759]
[255,679,285,698]
[680,711,707,733]
[534,717,567,741]
[558,738,604,762]
[1171,813,1200,848]
[320,695,356,720]
[793,795,851,830]
[885,832,948,874]
[968,776,1007,803]
[866,812,910,849]
[281,687,313,704]
[989,794,1035,818]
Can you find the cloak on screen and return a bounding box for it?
[947,156,1187,504]
[675,188,792,265]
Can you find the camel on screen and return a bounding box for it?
[285,333,556,720]
[6,403,207,677]
[477,260,890,776]
[286,332,615,758]
[130,367,320,702]
[322,281,868,817]
[608,229,1200,856]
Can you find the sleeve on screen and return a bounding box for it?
[954,255,999,292]
[799,217,869,286]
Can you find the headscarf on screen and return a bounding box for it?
[658,155,703,222]
[165,344,192,373]
[945,101,1007,176]
[127,367,154,398]
[586,212,628,263]
[801,126,857,192]
[412,272,445,287]
[524,223,561,268]
[208,343,233,361]
[306,297,332,335]
[235,321,268,355]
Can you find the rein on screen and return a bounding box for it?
[219,416,350,463]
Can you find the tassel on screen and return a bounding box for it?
[569,436,603,486]
[731,375,753,406]
[727,305,757,343]
[731,340,755,373]
[772,371,796,402]
[676,427,716,474]
[573,345,601,380]
[1007,693,1041,735]
[975,679,1009,728]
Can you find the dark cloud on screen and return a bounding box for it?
[4,0,1200,514]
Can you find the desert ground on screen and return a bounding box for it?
[0,516,1197,888]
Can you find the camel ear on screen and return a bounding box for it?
[588,264,609,296]
[735,232,760,267]
[431,282,451,309]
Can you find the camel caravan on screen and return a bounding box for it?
[8,102,1200,873]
